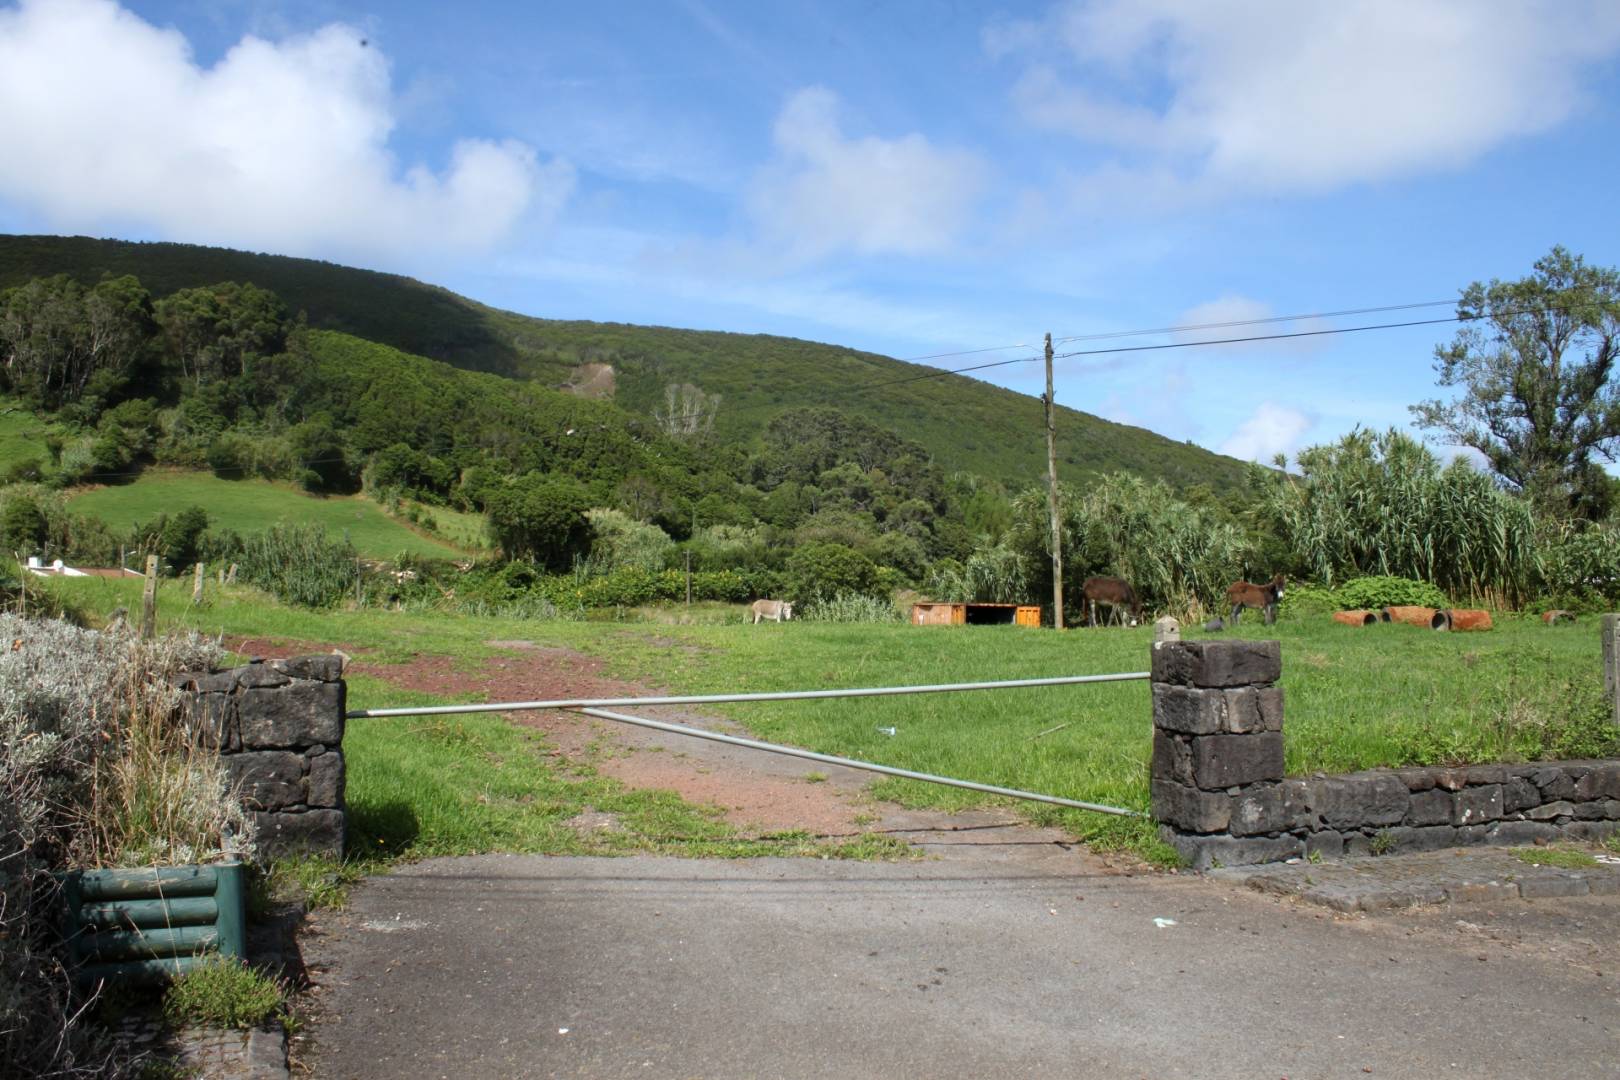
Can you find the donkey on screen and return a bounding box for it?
[1226,573,1286,626]
[750,599,795,625]
[1081,576,1142,628]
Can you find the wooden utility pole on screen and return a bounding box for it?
[140,555,158,639]
[1044,332,1063,630]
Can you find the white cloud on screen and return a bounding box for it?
[996,1,1620,200]
[1219,402,1314,463]
[0,0,573,261]
[748,87,987,261]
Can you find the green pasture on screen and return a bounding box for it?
[0,403,51,472]
[403,499,488,552]
[44,575,1619,864]
[67,472,468,560]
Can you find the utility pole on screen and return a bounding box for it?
[1044,332,1063,630]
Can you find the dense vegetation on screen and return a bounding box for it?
[1,236,1617,621]
[0,234,1254,492]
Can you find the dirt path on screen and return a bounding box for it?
[229,636,1096,851]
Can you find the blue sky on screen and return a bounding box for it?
[3,0,1619,466]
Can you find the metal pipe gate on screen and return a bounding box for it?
[348,671,1149,818]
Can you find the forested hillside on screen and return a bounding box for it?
[0,234,1250,492]
[1,237,1616,624]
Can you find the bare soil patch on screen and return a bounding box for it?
[228,637,914,837]
[563,362,616,399]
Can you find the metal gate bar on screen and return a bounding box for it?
[347,670,1150,720]
[577,706,1139,817]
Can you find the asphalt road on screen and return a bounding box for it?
[300,829,1620,1080]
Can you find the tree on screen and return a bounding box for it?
[155,282,288,387]
[484,473,591,568]
[0,494,47,555]
[1411,247,1620,518]
[785,542,878,602]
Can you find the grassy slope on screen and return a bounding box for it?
[0,234,1253,492]
[43,574,1613,862]
[0,405,51,473]
[67,473,469,559]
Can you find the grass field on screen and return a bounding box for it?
[42,575,1618,864]
[401,499,489,552]
[67,472,469,560]
[0,403,51,473]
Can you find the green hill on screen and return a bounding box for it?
[0,234,1252,494]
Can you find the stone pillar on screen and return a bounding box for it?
[177,655,347,861]
[1150,639,1298,870]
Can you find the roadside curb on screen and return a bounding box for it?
[1211,846,1620,913]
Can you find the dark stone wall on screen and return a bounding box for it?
[175,656,346,861]
[1150,640,1620,870]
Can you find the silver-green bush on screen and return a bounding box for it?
[1,616,252,1077]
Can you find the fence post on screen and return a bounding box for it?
[192,562,205,606]
[140,555,158,640]
[1604,614,1619,728]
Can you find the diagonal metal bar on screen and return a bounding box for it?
[575,706,1140,818]
[346,671,1149,719]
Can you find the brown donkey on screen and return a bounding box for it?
[1082,576,1143,627]
[1227,574,1286,626]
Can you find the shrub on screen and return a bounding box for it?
[1537,520,1620,609]
[207,523,359,607]
[785,542,879,603]
[1335,575,1448,612]
[0,492,47,554]
[1,617,249,1076]
[802,592,902,623]
[585,508,675,573]
[484,473,591,569]
[1277,583,1340,616]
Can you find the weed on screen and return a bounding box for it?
[253,857,360,913]
[1512,846,1599,869]
[1370,830,1396,856]
[1307,848,1323,864]
[803,772,828,784]
[162,956,287,1030]
[136,1058,198,1080]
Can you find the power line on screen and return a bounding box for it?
[1050,299,1457,344]
[1053,314,1465,363]
[882,299,1458,368]
[897,341,1031,362]
[850,300,1612,394]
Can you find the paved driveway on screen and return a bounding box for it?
[300,828,1619,1079]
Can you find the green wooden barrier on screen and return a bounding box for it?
[62,861,245,986]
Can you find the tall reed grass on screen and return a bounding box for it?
[207,522,361,608]
[1263,429,1539,603]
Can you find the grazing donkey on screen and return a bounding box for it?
[1227,573,1286,626]
[1081,576,1142,627]
[750,599,795,624]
